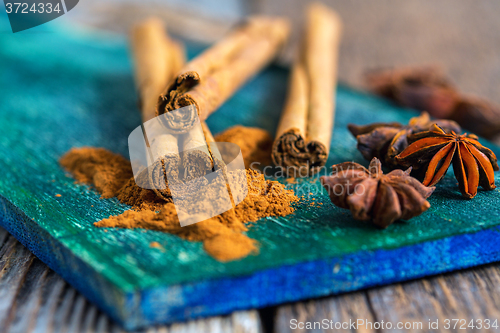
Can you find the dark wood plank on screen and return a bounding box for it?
[79,303,98,333]
[0,229,263,333]
[368,265,500,333]
[51,285,78,332]
[0,235,35,328]
[168,311,262,333]
[31,269,67,333]
[66,294,89,333]
[2,228,500,333]
[275,292,376,333]
[7,259,49,333]
[0,227,9,249]
[275,264,500,333]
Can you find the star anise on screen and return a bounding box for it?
[396,124,499,199]
[321,158,435,228]
[365,66,459,119]
[365,66,500,141]
[348,112,461,168]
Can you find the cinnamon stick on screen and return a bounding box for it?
[130,18,184,199]
[131,18,222,200]
[156,17,290,133]
[131,18,184,123]
[180,125,213,180]
[201,121,223,164]
[272,3,342,176]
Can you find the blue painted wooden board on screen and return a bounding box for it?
[1,18,500,330]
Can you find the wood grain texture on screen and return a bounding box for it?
[0,228,263,333]
[72,0,500,147]
[367,266,500,333]
[4,221,500,333]
[276,292,376,333]
[73,0,500,108]
[275,264,500,333]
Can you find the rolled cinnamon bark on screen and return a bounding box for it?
[272,3,342,176]
[156,17,290,133]
[131,18,184,123]
[179,125,214,180]
[201,121,223,164]
[131,18,225,200]
[130,18,185,199]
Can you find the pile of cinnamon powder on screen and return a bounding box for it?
[60,146,297,262]
[214,125,273,168]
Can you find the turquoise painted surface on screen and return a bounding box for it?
[1,17,500,294]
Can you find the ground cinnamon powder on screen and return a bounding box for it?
[214,125,273,168]
[60,147,297,261]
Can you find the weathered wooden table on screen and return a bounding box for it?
[2,227,500,332]
[2,1,500,332]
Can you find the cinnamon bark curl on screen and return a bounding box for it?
[157,17,290,133]
[272,3,342,176]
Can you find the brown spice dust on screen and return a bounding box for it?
[60,147,298,262]
[214,125,273,168]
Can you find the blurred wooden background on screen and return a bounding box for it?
[66,0,500,106]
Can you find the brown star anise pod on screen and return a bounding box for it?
[396,124,499,199]
[365,66,500,141]
[348,112,461,169]
[320,158,435,228]
[365,66,459,119]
